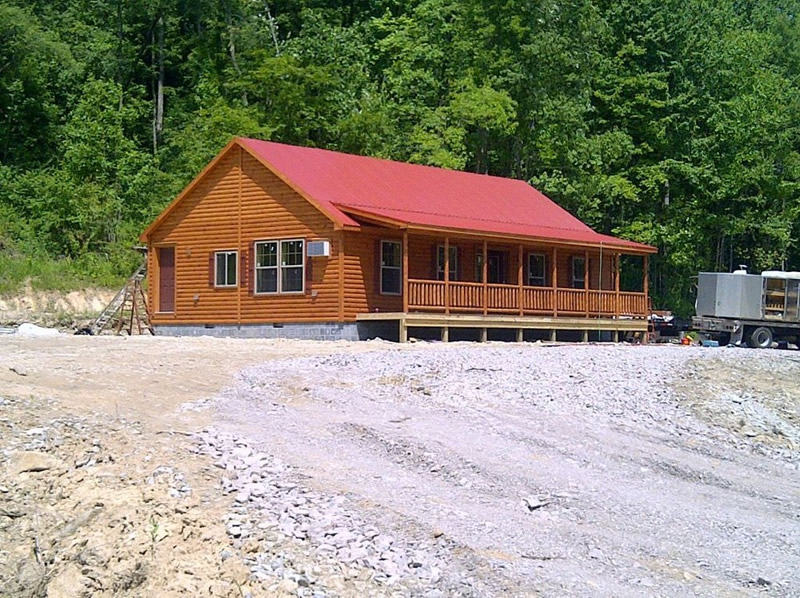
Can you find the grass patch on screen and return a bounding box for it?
[0,253,127,295]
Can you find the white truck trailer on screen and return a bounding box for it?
[692,270,800,348]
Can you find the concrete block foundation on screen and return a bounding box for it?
[154,322,361,341]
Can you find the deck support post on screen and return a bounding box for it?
[518,244,524,316]
[444,237,450,315]
[613,330,620,343]
[482,240,488,315]
[441,326,449,342]
[550,329,557,342]
[402,230,409,313]
[399,320,408,343]
[552,247,558,317]
[479,328,488,343]
[583,330,589,343]
[516,328,523,343]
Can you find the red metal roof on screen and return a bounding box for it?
[238,138,655,252]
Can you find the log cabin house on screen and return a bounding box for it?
[140,137,656,342]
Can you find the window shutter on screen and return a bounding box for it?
[474,244,482,282]
[305,253,313,295]
[375,239,382,295]
[247,243,255,295]
[208,252,215,287]
[542,254,547,286]
[523,252,528,285]
[240,250,247,288]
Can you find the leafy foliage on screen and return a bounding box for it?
[1,0,799,314]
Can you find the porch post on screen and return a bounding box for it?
[402,230,409,313]
[518,244,524,316]
[584,249,590,318]
[614,252,620,319]
[482,240,488,315]
[552,246,558,317]
[444,236,450,314]
[338,232,345,322]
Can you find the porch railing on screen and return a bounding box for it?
[406,279,648,318]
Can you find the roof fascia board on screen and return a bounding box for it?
[139,139,239,241]
[140,139,359,242]
[236,138,354,230]
[335,206,408,229]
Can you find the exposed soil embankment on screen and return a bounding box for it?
[0,284,116,328]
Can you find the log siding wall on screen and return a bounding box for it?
[148,147,341,325]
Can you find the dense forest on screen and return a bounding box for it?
[1,0,799,313]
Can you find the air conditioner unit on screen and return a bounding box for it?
[307,240,330,257]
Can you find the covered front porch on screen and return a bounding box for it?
[363,229,652,342]
[396,232,649,316]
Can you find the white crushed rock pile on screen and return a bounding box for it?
[195,429,486,597]
[209,343,800,597]
[14,323,61,338]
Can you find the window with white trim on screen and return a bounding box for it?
[255,239,305,293]
[280,240,305,292]
[571,256,586,289]
[528,253,546,287]
[436,245,458,281]
[215,251,238,287]
[380,240,402,295]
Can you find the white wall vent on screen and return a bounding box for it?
[307,240,331,257]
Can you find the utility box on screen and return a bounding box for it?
[696,272,763,320]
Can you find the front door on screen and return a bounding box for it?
[487,250,508,284]
[158,247,175,312]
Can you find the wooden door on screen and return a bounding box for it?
[158,247,175,312]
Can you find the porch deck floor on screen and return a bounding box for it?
[357,311,647,343]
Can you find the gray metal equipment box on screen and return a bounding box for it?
[696,273,763,320]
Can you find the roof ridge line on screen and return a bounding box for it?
[240,138,529,183]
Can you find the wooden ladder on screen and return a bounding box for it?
[90,260,154,335]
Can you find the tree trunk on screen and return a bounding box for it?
[224,0,247,105]
[117,0,124,109]
[265,2,280,56]
[152,14,165,154]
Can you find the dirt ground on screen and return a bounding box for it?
[1,335,798,597]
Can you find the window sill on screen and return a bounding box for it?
[253,291,306,296]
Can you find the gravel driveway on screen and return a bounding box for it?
[209,343,800,597]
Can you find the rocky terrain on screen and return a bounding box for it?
[1,336,798,597]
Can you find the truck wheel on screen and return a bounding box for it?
[747,327,773,349]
